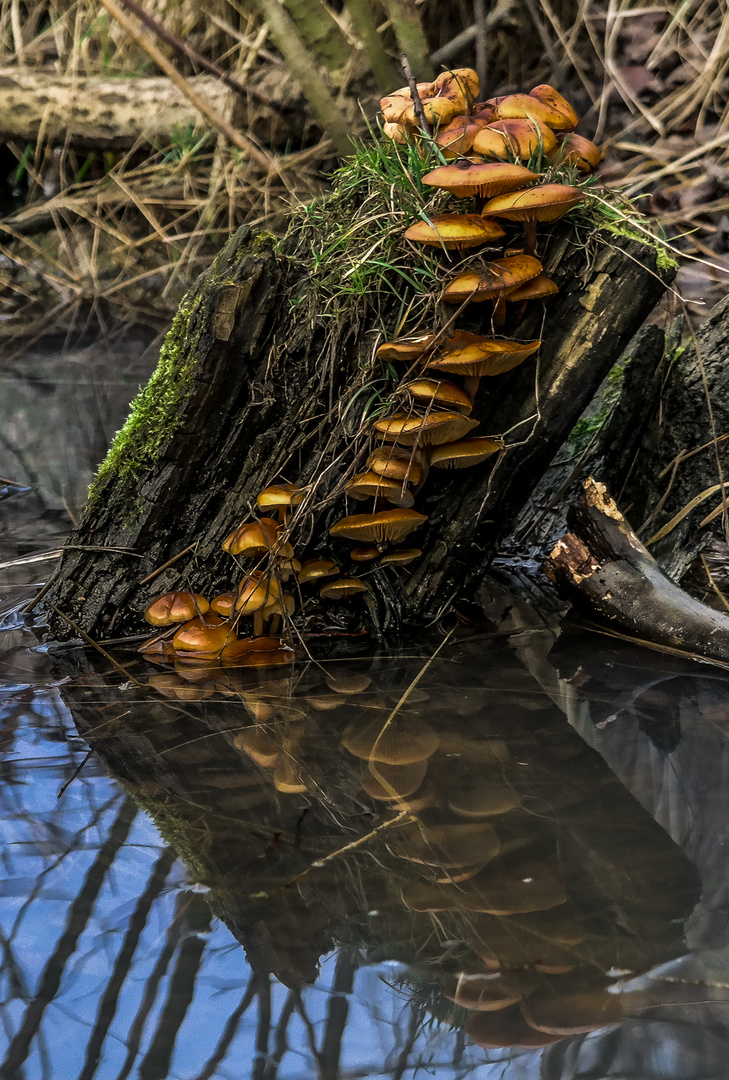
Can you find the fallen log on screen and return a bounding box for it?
[545,477,729,666]
[41,148,674,642]
[0,69,237,149]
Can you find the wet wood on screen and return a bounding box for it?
[545,477,729,665]
[44,219,672,642]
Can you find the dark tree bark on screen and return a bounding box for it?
[545,477,729,666]
[44,215,673,642]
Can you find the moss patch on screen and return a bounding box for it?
[86,300,200,513]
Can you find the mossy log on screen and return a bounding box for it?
[44,208,673,642]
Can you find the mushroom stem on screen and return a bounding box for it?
[523,219,538,256]
[493,296,507,330]
[464,375,480,403]
[253,610,264,637]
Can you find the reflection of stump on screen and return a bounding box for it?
[45,211,672,641]
[56,639,700,995]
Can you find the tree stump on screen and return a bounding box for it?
[43,176,674,642]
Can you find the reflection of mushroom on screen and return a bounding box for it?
[520,981,622,1035]
[342,716,439,764]
[361,758,428,800]
[393,821,501,868]
[233,726,279,769]
[444,973,521,1011]
[404,214,505,249]
[447,775,521,815]
[481,183,585,256]
[465,1006,564,1049]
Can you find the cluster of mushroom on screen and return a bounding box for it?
[382,71,600,181]
[325,76,595,567]
[139,483,376,669]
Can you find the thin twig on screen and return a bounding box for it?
[399,52,431,136]
[47,604,145,687]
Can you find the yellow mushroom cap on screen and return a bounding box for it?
[373,411,478,446]
[319,577,368,599]
[144,591,209,626]
[366,446,425,483]
[330,509,427,544]
[506,274,559,301]
[430,437,503,468]
[404,214,505,249]
[422,161,540,200]
[379,548,422,565]
[344,470,414,507]
[425,335,541,376]
[401,378,473,413]
[482,183,585,224]
[491,91,575,132]
[350,545,380,562]
[256,484,304,513]
[554,132,601,172]
[441,254,542,304]
[172,614,236,654]
[235,571,279,614]
[210,592,236,617]
[297,558,339,584]
[222,517,281,557]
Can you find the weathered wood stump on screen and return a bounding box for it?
[43,183,674,641]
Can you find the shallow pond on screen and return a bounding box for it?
[3,338,729,1080]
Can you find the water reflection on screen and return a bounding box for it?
[1,619,718,1077]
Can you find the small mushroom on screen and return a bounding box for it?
[400,378,473,414]
[379,548,422,565]
[256,483,305,524]
[529,84,579,131]
[144,591,209,626]
[298,558,339,584]
[172,614,237,656]
[552,132,601,173]
[344,470,415,507]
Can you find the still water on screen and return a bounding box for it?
[3,339,729,1079]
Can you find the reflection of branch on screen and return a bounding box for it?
[268,990,296,1079]
[1,801,137,1078]
[78,847,176,1080]
[252,974,271,1080]
[293,990,322,1072]
[263,809,413,900]
[193,976,259,1080]
[115,897,183,1080]
[137,894,211,1080]
[320,952,357,1080]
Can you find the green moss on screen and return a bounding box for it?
[580,190,679,273]
[569,359,629,455]
[86,301,200,514]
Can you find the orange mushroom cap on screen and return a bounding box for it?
[425,334,542,376]
[404,214,505,249]
[373,411,478,446]
[553,132,601,172]
[222,517,280,557]
[472,118,558,161]
[482,183,585,224]
[330,509,427,544]
[529,84,579,131]
[345,470,415,507]
[422,161,540,200]
[430,437,503,468]
[144,591,209,626]
[441,255,542,304]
